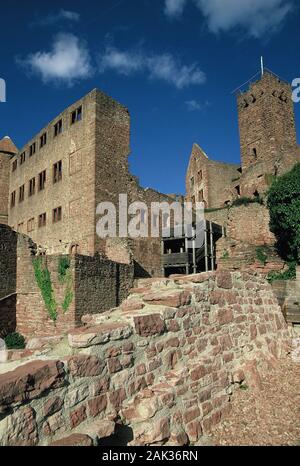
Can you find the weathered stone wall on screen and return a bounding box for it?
[0,295,16,338]
[186,144,240,209]
[8,90,98,256]
[16,253,77,338]
[74,254,134,322]
[0,225,134,338]
[238,71,298,174]
[237,71,299,198]
[205,203,275,246]
[0,271,290,446]
[16,251,134,338]
[0,225,17,299]
[0,152,11,225]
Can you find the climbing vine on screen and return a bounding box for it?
[58,256,74,313]
[32,255,74,321]
[33,257,57,322]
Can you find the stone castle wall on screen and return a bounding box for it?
[205,203,275,246]
[0,270,290,446]
[0,152,10,225]
[186,144,240,209]
[0,225,135,338]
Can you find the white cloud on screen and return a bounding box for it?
[99,46,206,89]
[18,33,93,86]
[164,0,187,18]
[185,99,210,111]
[164,0,293,37]
[39,9,80,26]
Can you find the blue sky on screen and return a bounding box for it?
[0,0,299,194]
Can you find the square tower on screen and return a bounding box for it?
[237,70,298,175]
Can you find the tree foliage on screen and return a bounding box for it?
[267,163,300,264]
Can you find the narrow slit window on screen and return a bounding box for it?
[53,206,62,223]
[38,170,46,191]
[38,212,47,228]
[54,119,63,137]
[53,160,62,183]
[40,132,47,148]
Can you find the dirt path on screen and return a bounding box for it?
[210,359,300,446]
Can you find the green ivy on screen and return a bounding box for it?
[256,247,268,266]
[58,256,71,283]
[267,261,297,283]
[57,256,74,313]
[231,196,264,207]
[33,257,57,321]
[62,287,74,313]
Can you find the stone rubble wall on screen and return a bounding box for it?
[0,271,290,446]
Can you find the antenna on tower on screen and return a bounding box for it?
[261,56,264,77]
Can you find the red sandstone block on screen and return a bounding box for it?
[190,365,206,381]
[123,341,135,353]
[67,355,105,377]
[50,434,93,446]
[217,309,234,325]
[0,360,66,410]
[210,290,226,306]
[134,314,165,337]
[70,404,87,428]
[107,358,122,374]
[148,357,162,372]
[120,354,133,368]
[186,420,202,442]
[134,377,147,393]
[106,346,122,358]
[88,395,107,417]
[143,290,191,308]
[165,337,180,348]
[109,388,126,408]
[183,407,200,423]
[166,319,180,332]
[90,376,110,396]
[44,396,64,417]
[216,271,233,289]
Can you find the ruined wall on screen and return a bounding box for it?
[205,203,275,246]
[0,225,17,299]
[186,144,240,209]
[8,90,98,256]
[16,251,135,338]
[16,252,77,338]
[238,71,298,173]
[0,271,290,446]
[74,254,134,322]
[0,153,10,225]
[237,71,299,197]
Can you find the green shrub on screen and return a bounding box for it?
[5,332,26,349]
[33,257,57,321]
[232,196,264,207]
[267,163,300,264]
[267,261,297,283]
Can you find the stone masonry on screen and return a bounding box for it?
[0,224,134,338]
[5,89,175,278]
[0,270,290,446]
[186,71,300,209]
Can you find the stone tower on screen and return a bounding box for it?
[0,136,18,225]
[237,70,299,196]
